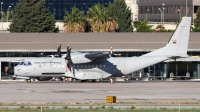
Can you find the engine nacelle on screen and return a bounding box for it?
[36,77,52,81]
[71,53,93,64]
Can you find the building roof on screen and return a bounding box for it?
[0,33,199,52]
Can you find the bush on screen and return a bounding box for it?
[36,106,41,109]
[131,106,136,110]
[20,106,25,109]
[62,106,68,110]
[101,105,105,109]
[108,106,114,110]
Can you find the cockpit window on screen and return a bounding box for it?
[24,62,27,66]
[19,61,25,65]
[19,61,32,66]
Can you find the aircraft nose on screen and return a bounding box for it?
[7,68,14,75]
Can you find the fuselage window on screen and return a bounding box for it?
[85,65,87,67]
[54,65,56,68]
[92,65,94,67]
[88,65,90,67]
[77,65,79,67]
[81,65,83,67]
[62,65,64,68]
[50,64,53,69]
[100,65,102,67]
[39,65,41,68]
[103,65,105,67]
[28,62,32,66]
[58,65,60,68]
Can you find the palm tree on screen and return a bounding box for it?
[63,7,86,33]
[133,20,153,32]
[87,4,118,32]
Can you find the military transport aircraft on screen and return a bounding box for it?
[7,17,191,83]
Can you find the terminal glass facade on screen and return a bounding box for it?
[1,0,114,20]
[139,6,193,15]
[137,0,194,22]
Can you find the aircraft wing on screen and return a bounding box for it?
[84,52,110,60]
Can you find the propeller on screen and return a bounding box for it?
[65,44,73,71]
[57,44,62,57]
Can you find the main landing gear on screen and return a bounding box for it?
[25,79,32,83]
[80,79,102,83]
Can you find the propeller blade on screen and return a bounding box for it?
[67,44,70,57]
[57,44,62,57]
[65,44,73,66]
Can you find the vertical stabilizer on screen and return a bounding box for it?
[143,17,191,57]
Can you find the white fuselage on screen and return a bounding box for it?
[14,56,169,80]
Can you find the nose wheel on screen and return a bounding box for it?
[25,79,32,83]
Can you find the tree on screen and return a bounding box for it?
[108,0,133,32]
[8,0,58,33]
[133,20,153,32]
[87,4,119,32]
[193,6,200,32]
[63,7,87,33]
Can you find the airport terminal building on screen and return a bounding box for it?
[0,33,200,80]
[2,0,114,20]
[138,0,200,23]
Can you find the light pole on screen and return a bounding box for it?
[7,6,11,22]
[162,3,165,25]
[158,3,165,25]
[163,8,165,25]
[186,0,187,17]
[178,9,181,19]
[146,9,149,21]
[158,8,162,24]
[1,2,3,33]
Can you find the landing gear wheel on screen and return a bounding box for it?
[81,80,88,83]
[95,79,100,83]
[88,79,94,82]
[25,79,32,83]
[59,77,64,81]
[80,80,85,82]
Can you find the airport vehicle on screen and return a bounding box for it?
[7,17,191,83]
